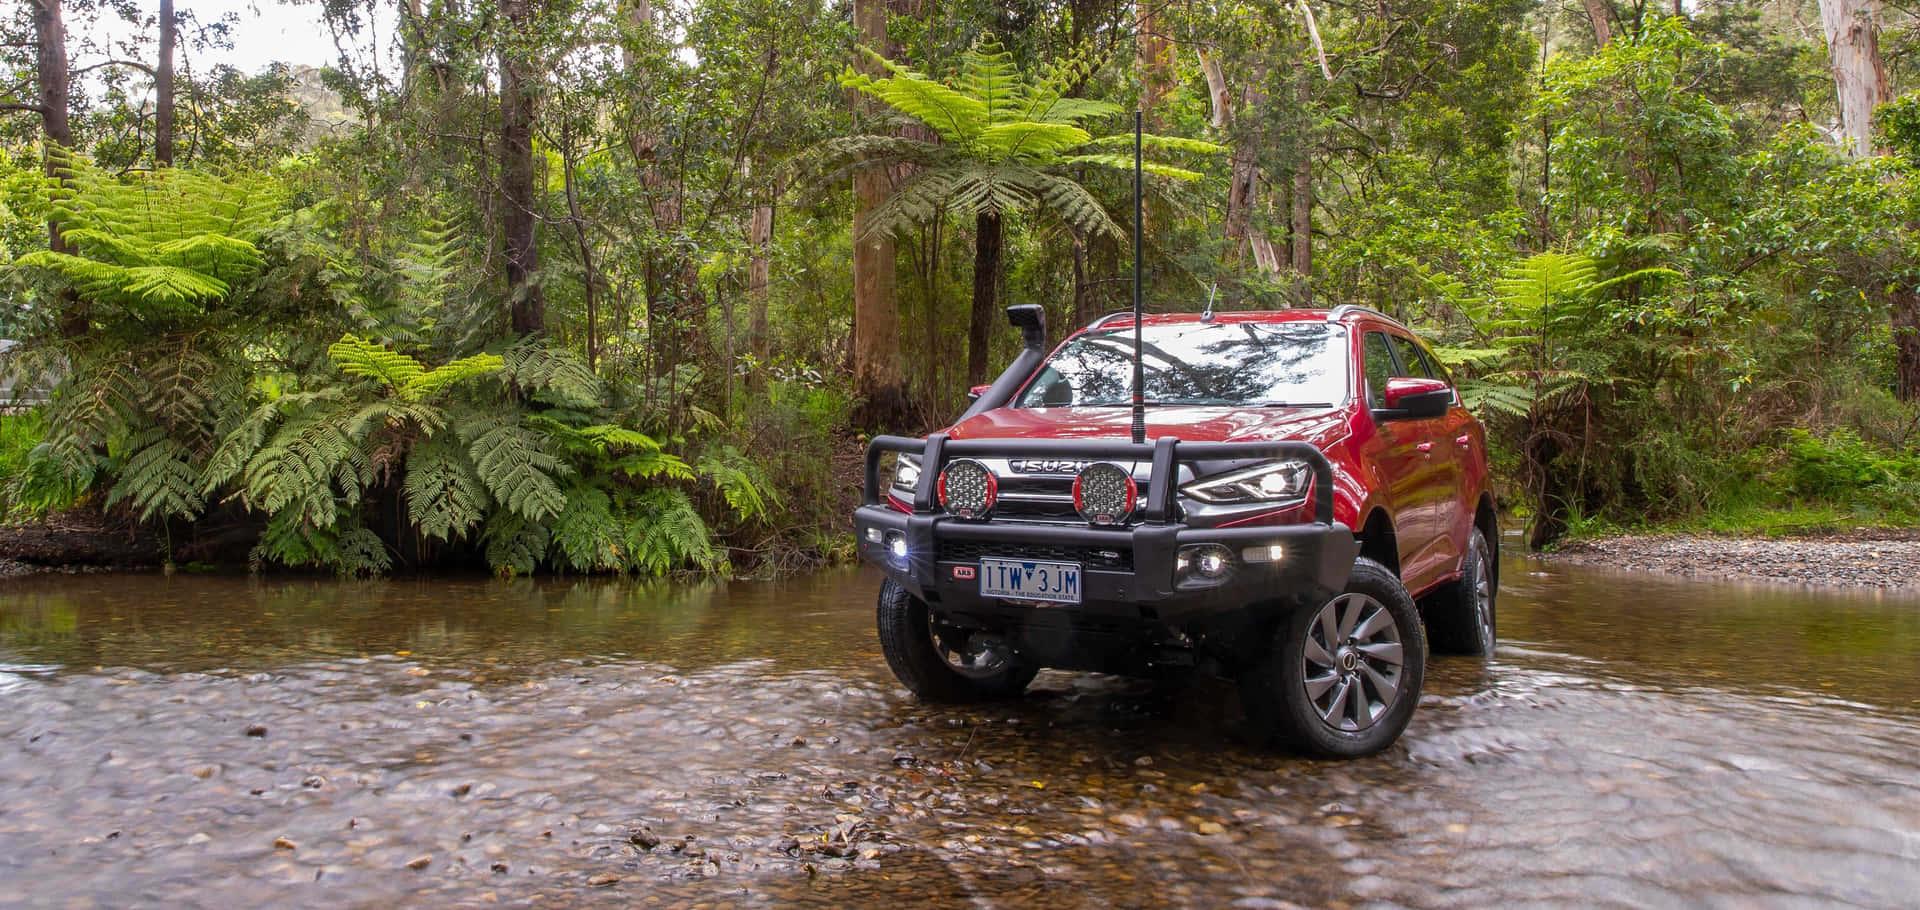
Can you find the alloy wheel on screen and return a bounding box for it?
[1300,592,1405,731]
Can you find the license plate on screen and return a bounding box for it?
[978,558,1082,604]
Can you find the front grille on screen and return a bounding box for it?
[937,539,1134,570]
[984,473,1152,525]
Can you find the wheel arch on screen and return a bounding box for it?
[1355,508,1400,577]
[1474,493,1499,589]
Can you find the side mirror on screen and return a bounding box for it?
[966,383,991,401]
[1375,377,1452,421]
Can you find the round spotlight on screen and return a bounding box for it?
[1073,462,1138,526]
[937,459,997,519]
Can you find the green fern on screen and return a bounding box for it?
[625,488,719,576]
[106,425,205,520]
[483,511,550,578]
[698,445,776,523]
[462,415,570,522]
[550,485,624,572]
[832,37,1221,242]
[500,340,604,407]
[404,436,491,541]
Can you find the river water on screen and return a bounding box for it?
[2,549,1917,907]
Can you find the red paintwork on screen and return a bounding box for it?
[927,308,1495,600]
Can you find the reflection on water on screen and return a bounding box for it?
[0,558,1916,907]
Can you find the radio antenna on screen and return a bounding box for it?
[1130,110,1146,445]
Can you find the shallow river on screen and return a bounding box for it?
[3,548,1918,907]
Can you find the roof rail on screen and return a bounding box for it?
[1326,304,1396,323]
[1088,310,1137,329]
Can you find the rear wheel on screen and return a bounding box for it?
[1240,557,1426,758]
[1424,528,1496,656]
[876,579,1037,702]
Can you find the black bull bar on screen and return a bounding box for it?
[856,434,1357,613]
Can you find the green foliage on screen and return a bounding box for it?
[833,37,1221,241]
[13,149,279,322]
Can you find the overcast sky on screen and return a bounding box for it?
[94,1,385,74]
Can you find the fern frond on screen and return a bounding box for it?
[550,485,624,572]
[1057,154,1207,181]
[698,446,776,523]
[500,341,604,407]
[404,436,490,542]
[463,417,570,522]
[483,511,550,578]
[625,488,717,576]
[402,352,504,401]
[328,334,427,389]
[106,425,205,521]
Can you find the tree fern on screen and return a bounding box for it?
[832,37,1220,243]
[404,435,490,542]
[106,425,205,520]
[698,445,776,523]
[462,415,570,522]
[483,512,550,578]
[625,488,719,576]
[550,484,624,572]
[499,339,605,408]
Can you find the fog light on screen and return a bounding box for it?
[865,527,883,543]
[1175,544,1234,580]
[884,530,909,564]
[1242,544,1284,564]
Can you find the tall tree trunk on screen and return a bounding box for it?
[1580,0,1615,46]
[1893,284,1920,401]
[155,0,175,166]
[1818,0,1889,158]
[746,169,776,395]
[1288,67,1312,301]
[967,211,1002,387]
[1135,0,1174,121]
[850,0,908,426]
[499,0,543,336]
[31,0,72,255]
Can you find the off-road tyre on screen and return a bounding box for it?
[876,578,1037,702]
[1423,528,1496,656]
[1240,557,1427,758]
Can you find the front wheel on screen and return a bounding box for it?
[1240,557,1427,758]
[876,579,1037,702]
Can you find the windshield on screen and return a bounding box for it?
[1015,322,1349,408]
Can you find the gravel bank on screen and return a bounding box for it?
[1544,530,1920,589]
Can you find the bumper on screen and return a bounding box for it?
[855,505,1356,621]
[855,433,1358,624]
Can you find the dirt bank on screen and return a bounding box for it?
[1543,530,1920,589]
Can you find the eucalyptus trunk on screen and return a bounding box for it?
[1818,0,1888,158]
[156,0,175,166]
[499,0,543,336]
[967,210,1002,387]
[849,0,909,426]
[31,0,72,254]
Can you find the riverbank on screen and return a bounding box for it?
[1543,529,1920,589]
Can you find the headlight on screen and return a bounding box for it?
[892,454,922,494]
[1181,460,1312,504]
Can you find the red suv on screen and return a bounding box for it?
[856,305,1497,758]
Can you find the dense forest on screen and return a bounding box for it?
[6,0,1920,573]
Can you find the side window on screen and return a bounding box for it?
[1387,335,1432,379]
[1362,332,1397,408]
